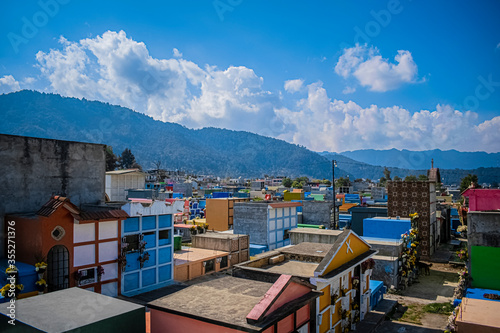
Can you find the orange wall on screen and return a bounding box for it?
[206,198,248,231]
[206,199,230,231]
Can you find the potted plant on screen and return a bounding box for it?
[118,253,127,272]
[190,226,197,235]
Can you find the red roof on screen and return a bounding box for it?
[268,202,303,209]
[37,196,128,221]
[74,210,129,221]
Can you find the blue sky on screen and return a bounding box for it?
[1,0,500,152]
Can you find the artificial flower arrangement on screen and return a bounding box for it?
[5,265,18,274]
[35,262,48,273]
[456,248,468,261]
[35,279,47,291]
[331,292,339,303]
[97,265,105,281]
[351,276,360,288]
[1,283,24,297]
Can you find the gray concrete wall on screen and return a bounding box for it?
[301,201,333,228]
[467,211,500,248]
[0,134,106,256]
[372,255,400,288]
[289,229,342,245]
[233,202,268,245]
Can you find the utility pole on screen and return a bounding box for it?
[331,160,337,229]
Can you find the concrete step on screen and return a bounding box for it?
[355,299,398,332]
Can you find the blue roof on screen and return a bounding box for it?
[466,287,500,302]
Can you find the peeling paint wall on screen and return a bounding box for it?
[0,134,106,256]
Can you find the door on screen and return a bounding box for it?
[47,245,70,292]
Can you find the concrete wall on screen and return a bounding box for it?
[371,255,400,289]
[467,212,500,248]
[0,134,106,257]
[301,201,333,228]
[289,229,342,245]
[233,203,268,245]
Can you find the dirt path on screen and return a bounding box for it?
[376,262,461,332]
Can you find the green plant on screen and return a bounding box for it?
[423,302,454,315]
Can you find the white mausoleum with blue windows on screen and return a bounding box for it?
[120,199,184,296]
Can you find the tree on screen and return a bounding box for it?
[460,174,480,192]
[383,167,391,181]
[119,148,141,170]
[418,174,429,181]
[291,180,303,188]
[404,175,418,181]
[335,177,350,188]
[105,146,118,171]
[322,179,332,186]
[282,177,293,188]
[379,177,387,186]
[393,176,402,181]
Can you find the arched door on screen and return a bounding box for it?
[47,245,69,291]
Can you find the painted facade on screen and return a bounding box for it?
[234,230,378,333]
[120,199,184,296]
[206,198,249,231]
[105,169,146,202]
[462,189,500,212]
[6,196,128,297]
[233,202,302,251]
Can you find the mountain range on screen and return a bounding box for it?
[0,90,498,185]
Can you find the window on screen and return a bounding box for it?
[159,230,170,242]
[204,259,215,273]
[79,267,96,286]
[123,234,139,253]
[220,256,228,269]
[284,229,290,240]
[51,226,66,241]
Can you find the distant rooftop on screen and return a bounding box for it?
[106,168,144,175]
[174,247,229,265]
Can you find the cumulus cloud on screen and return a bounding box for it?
[275,81,500,153]
[35,30,285,135]
[31,31,500,153]
[0,75,21,94]
[335,44,420,92]
[284,79,304,93]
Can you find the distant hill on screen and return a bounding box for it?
[0,90,352,179]
[340,148,500,170]
[320,152,500,185]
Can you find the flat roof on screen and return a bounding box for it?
[0,288,143,332]
[289,228,343,236]
[258,260,319,278]
[279,242,333,258]
[193,232,247,240]
[148,276,273,331]
[174,247,229,265]
[457,297,500,329]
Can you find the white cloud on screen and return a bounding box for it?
[35,30,286,135]
[31,31,500,153]
[335,44,420,92]
[0,75,21,94]
[275,81,500,153]
[284,79,304,93]
[173,48,183,58]
[342,86,356,94]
